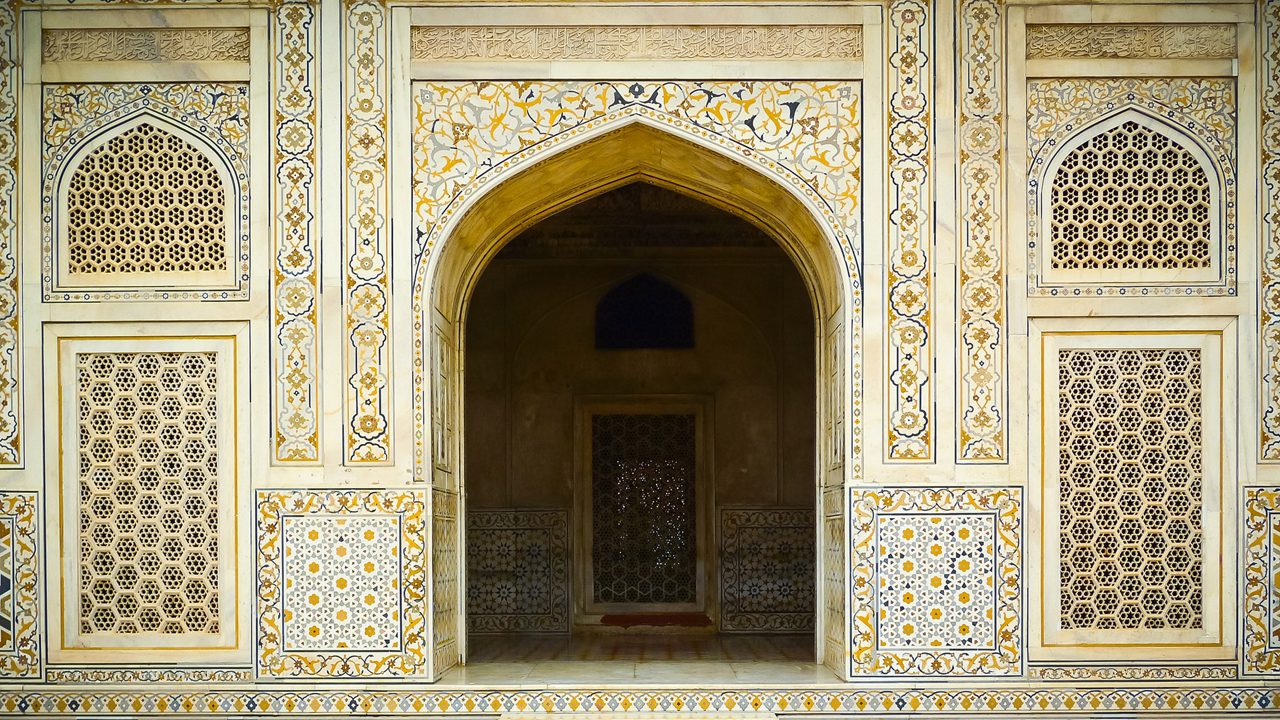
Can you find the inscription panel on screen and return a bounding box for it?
[43,29,251,64]
[1027,24,1236,60]
[411,25,862,61]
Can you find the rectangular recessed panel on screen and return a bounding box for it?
[590,414,696,606]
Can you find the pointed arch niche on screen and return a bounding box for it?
[1039,109,1224,288]
[49,109,244,297]
[412,118,859,680]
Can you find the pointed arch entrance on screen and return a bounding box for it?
[415,121,857,680]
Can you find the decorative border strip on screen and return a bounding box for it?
[343,0,392,464]
[410,25,864,61]
[849,487,1021,676]
[956,0,1005,462]
[1025,24,1237,60]
[42,28,252,63]
[255,489,429,678]
[1261,0,1280,459]
[46,668,251,683]
[272,1,321,463]
[1244,487,1280,675]
[885,0,933,461]
[0,687,1276,714]
[0,492,38,679]
[0,2,20,465]
[1028,665,1237,681]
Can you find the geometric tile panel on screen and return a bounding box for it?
[874,514,995,649]
[720,508,815,632]
[256,489,429,678]
[850,487,1022,676]
[281,515,400,652]
[0,492,38,678]
[466,509,568,634]
[1244,488,1280,675]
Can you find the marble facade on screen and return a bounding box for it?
[0,0,1274,716]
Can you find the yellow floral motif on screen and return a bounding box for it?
[1244,488,1280,675]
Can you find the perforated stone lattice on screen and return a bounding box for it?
[77,352,220,636]
[591,414,697,606]
[1050,120,1212,271]
[66,123,228,276]
[1057,348,1203,630]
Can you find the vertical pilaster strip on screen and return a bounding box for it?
[343,0,391,463]
[272,1,321,463]
[957,0,1006,461]
[0,2,20,466]
[1261,0,1280,459]
[886,0,933,461]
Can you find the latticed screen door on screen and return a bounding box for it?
[589,413,698,609]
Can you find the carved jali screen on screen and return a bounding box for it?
[590,414,697,608]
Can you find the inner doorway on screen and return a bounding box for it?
[457,181,825,681]
[582,401,706,620]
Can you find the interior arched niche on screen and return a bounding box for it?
[466,183,812,512]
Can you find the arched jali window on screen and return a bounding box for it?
[595,274,694,350]
[1041,110,1222,287]
[57,114,237,292]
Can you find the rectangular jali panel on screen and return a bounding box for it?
[49,331,243,665]
[1033,322,1234,662]
[589,413,697,610]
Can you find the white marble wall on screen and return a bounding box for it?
[0,0,1273,712]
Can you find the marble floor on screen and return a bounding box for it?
[439,633,841,687]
